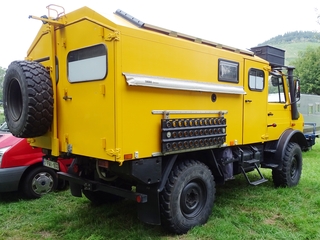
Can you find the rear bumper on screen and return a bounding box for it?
[0,166,28,192]
[58,172,148,203]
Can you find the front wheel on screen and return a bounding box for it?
[272,142,302,187]
[160,159,215,234]
[22,166,58,199]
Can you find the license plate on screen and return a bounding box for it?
[43,158,60,170]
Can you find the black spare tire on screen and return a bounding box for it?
[3,61,53,138]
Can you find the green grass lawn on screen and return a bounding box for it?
[0,140,319,240]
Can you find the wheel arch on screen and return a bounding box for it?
[19,162,42,189]
[159,150,224,192]
[274,129,307,167]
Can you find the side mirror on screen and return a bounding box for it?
[271,76,279,87]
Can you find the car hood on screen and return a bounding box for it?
[0,132,21,148]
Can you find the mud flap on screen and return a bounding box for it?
[67,160,82,197]
[136,183,161,225]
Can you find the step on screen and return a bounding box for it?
[243,159,260,164]
[264,149,276,154]
[261,163,279,169]
[240,165,268,186]
[249,178,268,186]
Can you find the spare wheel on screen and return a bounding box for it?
[3,61,53,138]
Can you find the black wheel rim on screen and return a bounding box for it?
[180,180,207,219]
[290,156,298,179]
[8,78,23,122]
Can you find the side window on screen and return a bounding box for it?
[249,69,264,91]
[67,44,107,83]
[218,59,239,83]
[268,75,286,103]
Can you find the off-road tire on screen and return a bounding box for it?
[3,61,53,138]
[272,142,302,187]
[22,166,58,199]
[160,159,215,234]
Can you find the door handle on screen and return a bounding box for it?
[245,100,252,103]
[268,112,273,116]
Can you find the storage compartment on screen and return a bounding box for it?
[250,45,285,67]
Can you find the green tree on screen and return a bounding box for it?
[0,66,6,101]
[290,46,320,95]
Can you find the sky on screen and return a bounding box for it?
[0,0,319,68]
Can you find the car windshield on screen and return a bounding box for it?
[0,122,10,132]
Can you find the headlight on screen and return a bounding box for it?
[0,146,11,167]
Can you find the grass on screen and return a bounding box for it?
[0,140,320,240]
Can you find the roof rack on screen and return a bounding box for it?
[114,9,254,57]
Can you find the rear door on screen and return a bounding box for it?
[56,20,116,160]
[243,60,268,144]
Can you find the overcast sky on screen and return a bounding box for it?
[1,0,319,68]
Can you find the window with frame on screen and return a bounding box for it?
[249,69,264,91]
[268,75,286,103]
[218,59,239,83]
[68,44,107,83]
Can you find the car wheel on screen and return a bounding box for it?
[22,166,58,199]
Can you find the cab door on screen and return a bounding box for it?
[266,74,292,140]
[56,20,116,160]
[243,60,268,144]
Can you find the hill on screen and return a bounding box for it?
[257,31,320,65]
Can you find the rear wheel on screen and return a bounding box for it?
[272,142,302,187]
[22,166,58,199]
[160,160,215,234]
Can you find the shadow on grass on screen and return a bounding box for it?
[39,174,277,240]
[39,192,172,240]
[0,191,24,203]
[0,172,279,240]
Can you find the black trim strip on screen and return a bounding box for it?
[34,56,50,63]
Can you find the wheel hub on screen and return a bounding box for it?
[180,181,206,218]
[32,172,54,195]
[290,157,298,179]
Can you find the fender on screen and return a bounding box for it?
[274,129,308,166]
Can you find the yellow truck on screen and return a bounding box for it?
[3,5,317,234]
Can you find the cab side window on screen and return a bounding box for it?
[268,75,286,103]
[248,69,264,91]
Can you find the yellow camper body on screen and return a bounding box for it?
[25,6,303,164]
[3,5,312,234]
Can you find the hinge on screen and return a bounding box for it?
[106,148,121,159]
[107,148,124,166]
[104,31,120,41]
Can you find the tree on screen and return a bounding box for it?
[0,66,6,102]
[290,46,320,95]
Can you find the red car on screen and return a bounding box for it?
[0,122,72,198]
